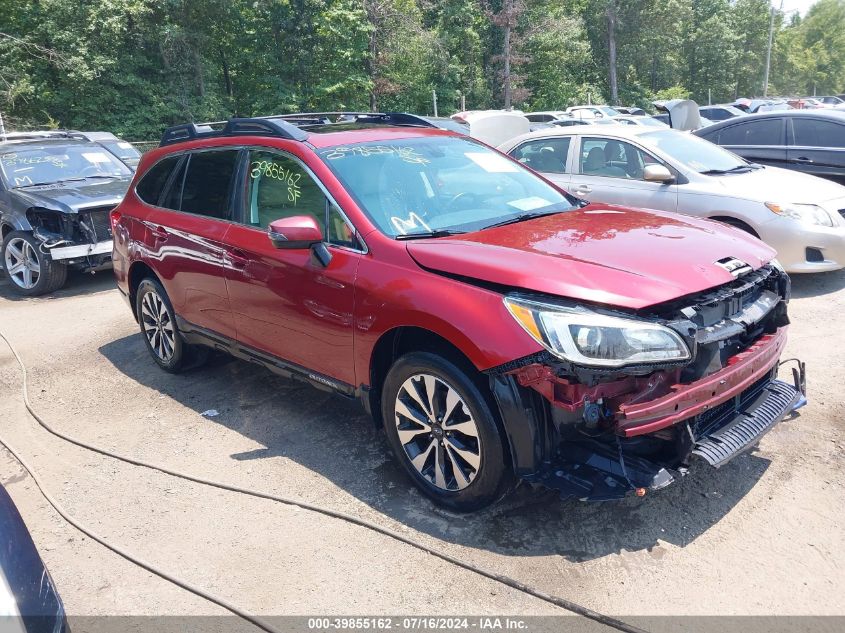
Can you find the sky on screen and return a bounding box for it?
[779,0,817,16]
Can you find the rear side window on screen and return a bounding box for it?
[510,137,571,173]
[136,155,180,205]
[718,119,782,146]
[792,119,845,148]
[179,150,239,219]
[701,108,728,121]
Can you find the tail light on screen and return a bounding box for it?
[110,209,122,230]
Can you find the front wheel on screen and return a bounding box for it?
[381,352,513,511]
[2,231,67,296]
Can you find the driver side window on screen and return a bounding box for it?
[247,151,326,231]
[579,138,660,180]
[246,150,362,250]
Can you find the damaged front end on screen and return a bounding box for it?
[489,264,806,501]
[26,207,114,271]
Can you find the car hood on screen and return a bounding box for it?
[11,177,131,213]
[406,205,776,310]
[710,165,845,204]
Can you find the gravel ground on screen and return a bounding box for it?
[0,268,843,627]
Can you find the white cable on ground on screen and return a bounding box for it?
[0,329,648,633]
[0,435,283,633]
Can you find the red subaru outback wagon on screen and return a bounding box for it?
[112,113,806,511]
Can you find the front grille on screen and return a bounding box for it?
[652,265,788,382]
[692,372,773,437]
[79,207,113,242]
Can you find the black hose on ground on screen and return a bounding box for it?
[0,329,649,633]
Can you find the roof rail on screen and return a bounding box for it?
[159,117,309,147]
[272,112,439,128]
[159,111,439,147]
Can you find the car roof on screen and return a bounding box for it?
[81,131,121,141]
[0,137,94,151]
[305,126,456,148]
[699,108,845,131]
[498,122,667,149]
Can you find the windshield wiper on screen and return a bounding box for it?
[699,165,755,175]
[395,229,466,240]
[481,208,567,231]
[14,175,120,188]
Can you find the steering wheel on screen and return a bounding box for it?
[80,165,103,177]
[445,192,480,212]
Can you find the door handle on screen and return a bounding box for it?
[225,247,248,268]
[794,156,814,164]
[572,184,592,194]
[149,225,168,241]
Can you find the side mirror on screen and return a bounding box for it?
[643,164,674,183]
[268,216,323,249]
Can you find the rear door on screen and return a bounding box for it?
[139,148,239,339]
[787,117,845,182]
[506,136,573,190]
[712,118,787,168]
[222,146,362,387]
[568,135,679,212]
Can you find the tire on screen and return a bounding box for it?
[713,217,760,238]
[381,352,514,511]
[135,278,193,373]
[2,231,67,296]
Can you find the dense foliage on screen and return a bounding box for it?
[1,0,844,139]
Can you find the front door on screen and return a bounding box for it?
[569,136,679,212]
[788,117,845,182]
[223,147,362,388]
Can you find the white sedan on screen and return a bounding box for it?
[498,125,845,273]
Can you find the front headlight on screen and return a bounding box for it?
[765,201,833,227]
[504,297,691,368]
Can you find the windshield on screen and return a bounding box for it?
[318,136,577,237]
[640,129,748,174]
[598,106,620,117]
[639,117,669,127]
[100,140,141,162]
[0,143,131,187]
[431,119,470,135]
[722,105,747,117]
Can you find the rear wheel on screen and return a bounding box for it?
[381,352,513,511]
[135,278,209,373]
[2,231,67,296]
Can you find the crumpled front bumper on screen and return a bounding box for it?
[532,373,805,502]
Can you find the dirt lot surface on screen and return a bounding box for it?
[0,269,844,627]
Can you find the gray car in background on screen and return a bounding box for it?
[499,125,845,273]
[0,133,132,295]
[80,131,142,168]
[695,110,845,185]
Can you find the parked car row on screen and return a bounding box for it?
[499,123,845,272]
